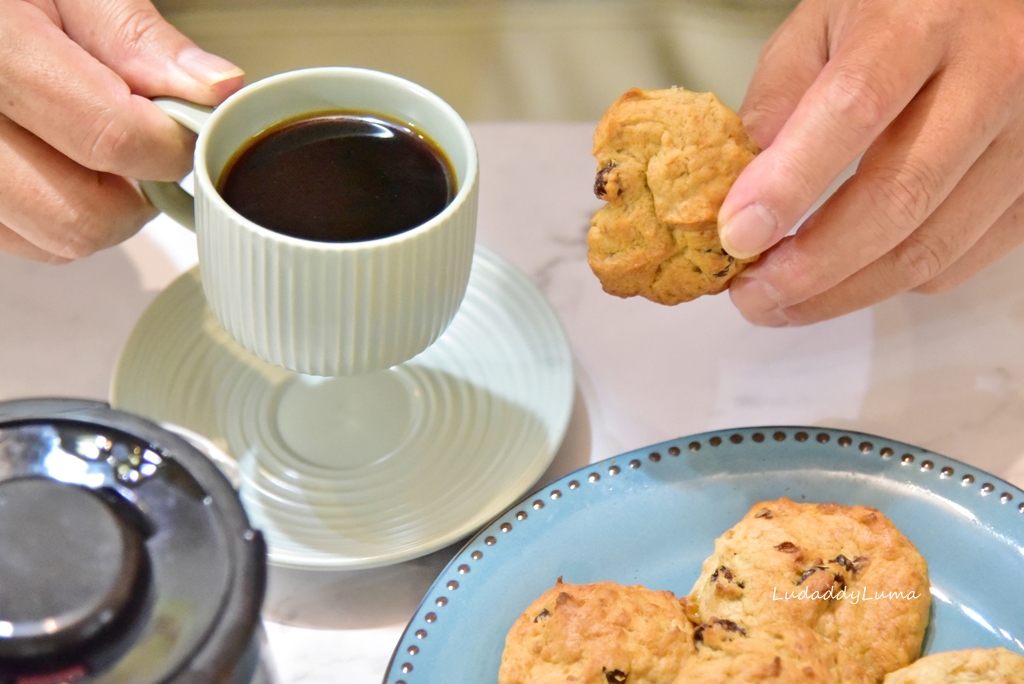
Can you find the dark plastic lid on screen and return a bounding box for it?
[0,399,266,683]
[0,478,146,660]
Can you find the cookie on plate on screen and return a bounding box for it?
[498,579,695,684]
[673,620,855,684]
[686,498,931,683]
[883,647,1024,684]
[587,87,760,305]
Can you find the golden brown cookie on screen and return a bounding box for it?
[674,621,852,684]
[498,579,695,684]
[588,87,760,305]
[883,648,1024,683]
[686,498,931,683]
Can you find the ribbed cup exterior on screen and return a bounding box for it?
[185,67,480,377]
[195,180,477,377]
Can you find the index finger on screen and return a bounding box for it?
[718,1,947,259]
[0,0,196,181]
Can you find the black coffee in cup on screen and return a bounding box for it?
[218,111,457,243]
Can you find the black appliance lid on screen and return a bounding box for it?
[0,399,266,683]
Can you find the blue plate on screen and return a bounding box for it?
[383,427,1024,683]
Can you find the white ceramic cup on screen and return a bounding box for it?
[141,67,478,377]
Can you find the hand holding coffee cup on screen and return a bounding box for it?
[142,67,478,377]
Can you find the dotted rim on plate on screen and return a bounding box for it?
[383,426,1024,683]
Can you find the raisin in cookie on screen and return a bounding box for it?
[674,620,855,684]
[588,87,760,305]
[498,579,695,684]
[883,648,1024,683]
[686,499,931,683]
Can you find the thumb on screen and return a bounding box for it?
[718,1,828,259]
[55,0,243,106]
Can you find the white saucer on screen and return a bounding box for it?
[111,246,574,570]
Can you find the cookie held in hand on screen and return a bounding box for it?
[588,87,759,305]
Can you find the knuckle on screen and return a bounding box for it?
[823,67,895,138]
[80,107,134,173]
[49,192,116,261]
[864,159,941,232]
[787,259,834,303]
[111,5,166,55]
[892,230,956,287]
[51,235,98,261]
[765,152,822,215]
[764,240,831,306]
[53,223,105,261]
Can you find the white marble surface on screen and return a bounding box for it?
[3,122,1024,681]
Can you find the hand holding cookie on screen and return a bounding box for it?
[722,0,1024,326]
[587,87,760,305]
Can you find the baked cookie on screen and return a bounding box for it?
[674,620,853,684]
[686,499,931,683]
[588,87,760,305]
[498,579,695,684]
[883,648,1024,683]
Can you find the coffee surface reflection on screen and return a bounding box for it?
[218,111,457,243]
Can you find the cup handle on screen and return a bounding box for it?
[138,98,214,231]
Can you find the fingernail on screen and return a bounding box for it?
[176,47,244,87]
[719,203,777,259]
[731,273,789,327]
